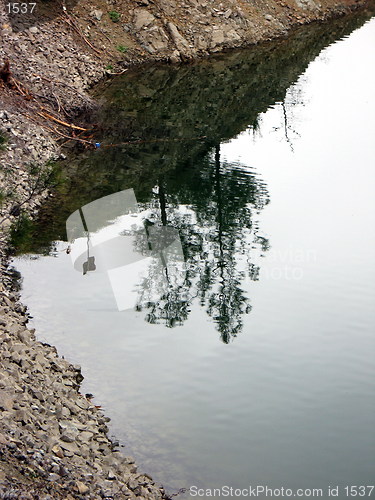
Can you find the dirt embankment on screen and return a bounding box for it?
[0,0,374,498]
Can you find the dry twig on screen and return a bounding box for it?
[36,111,88,131]
[62,12,102,55]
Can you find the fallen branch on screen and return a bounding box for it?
[106,69,128,76]
[63,12,102,55]
[37,111,88,131]
[12,78,33,99]
[46,125,95,147]
[52,91,62,113]
[0,59,32,99]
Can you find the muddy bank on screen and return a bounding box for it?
[0,0,375,497]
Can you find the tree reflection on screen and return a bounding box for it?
[135,145,269,343]
[13,10,375,340]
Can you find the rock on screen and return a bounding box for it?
[0,391,14,411]
[59,440,79,454]
[78,431,94,443]
[90,9,103,21]
[51,445,64,458]
[59,421,79,443]
[29,26,38,34]
[76,480,89,494]
[169,49,181,63]
[167,22,191,54]
[210,28,225,48]
[133,9,156,30]
[18,329,31,344]
[295,0,318,8]
[225,29,241,44]
[0,433,9,445]
[75,397,90,410]
[47,473,61,482]
[194,34,208,50]
[60,432,76,443]
[107,470,116,480]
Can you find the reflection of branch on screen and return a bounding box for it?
[0,164,59,227]
[281,101,294,153]
[102,135,207,148]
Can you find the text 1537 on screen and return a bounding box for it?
[7,3,36,14]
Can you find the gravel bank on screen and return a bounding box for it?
[0,259,168,499]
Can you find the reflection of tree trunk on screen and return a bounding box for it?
[158,180,168,227]
[157,178,168,277]
[215,145,224,274]
[215,145,230,344]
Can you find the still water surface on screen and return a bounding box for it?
[14,13,375,498]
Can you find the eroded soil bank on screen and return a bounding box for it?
[0,0,374,497]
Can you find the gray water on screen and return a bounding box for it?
[14,15,375,499]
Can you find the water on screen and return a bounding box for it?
[13,12,375,499]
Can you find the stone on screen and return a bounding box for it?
[295,0,318,8]
[78,431,94,443]
[91,9,103,21]
[167,22,190,53]
[225,29,241,44]
[210,28,225,47]
[133,9,156,30]
[59,421,79,442]
[29,26,38,34]
[76,480,89,494]
[194,34,208,50]
[169,49,181,63]
[107,470,116,480]
[48,473,60,482]
[0,433,9,445]
[0,391,14,411]
[59,440,79,454]
[75,397,90,410]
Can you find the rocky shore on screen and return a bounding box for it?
[1,0,374,497]
[0,261,168,499]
